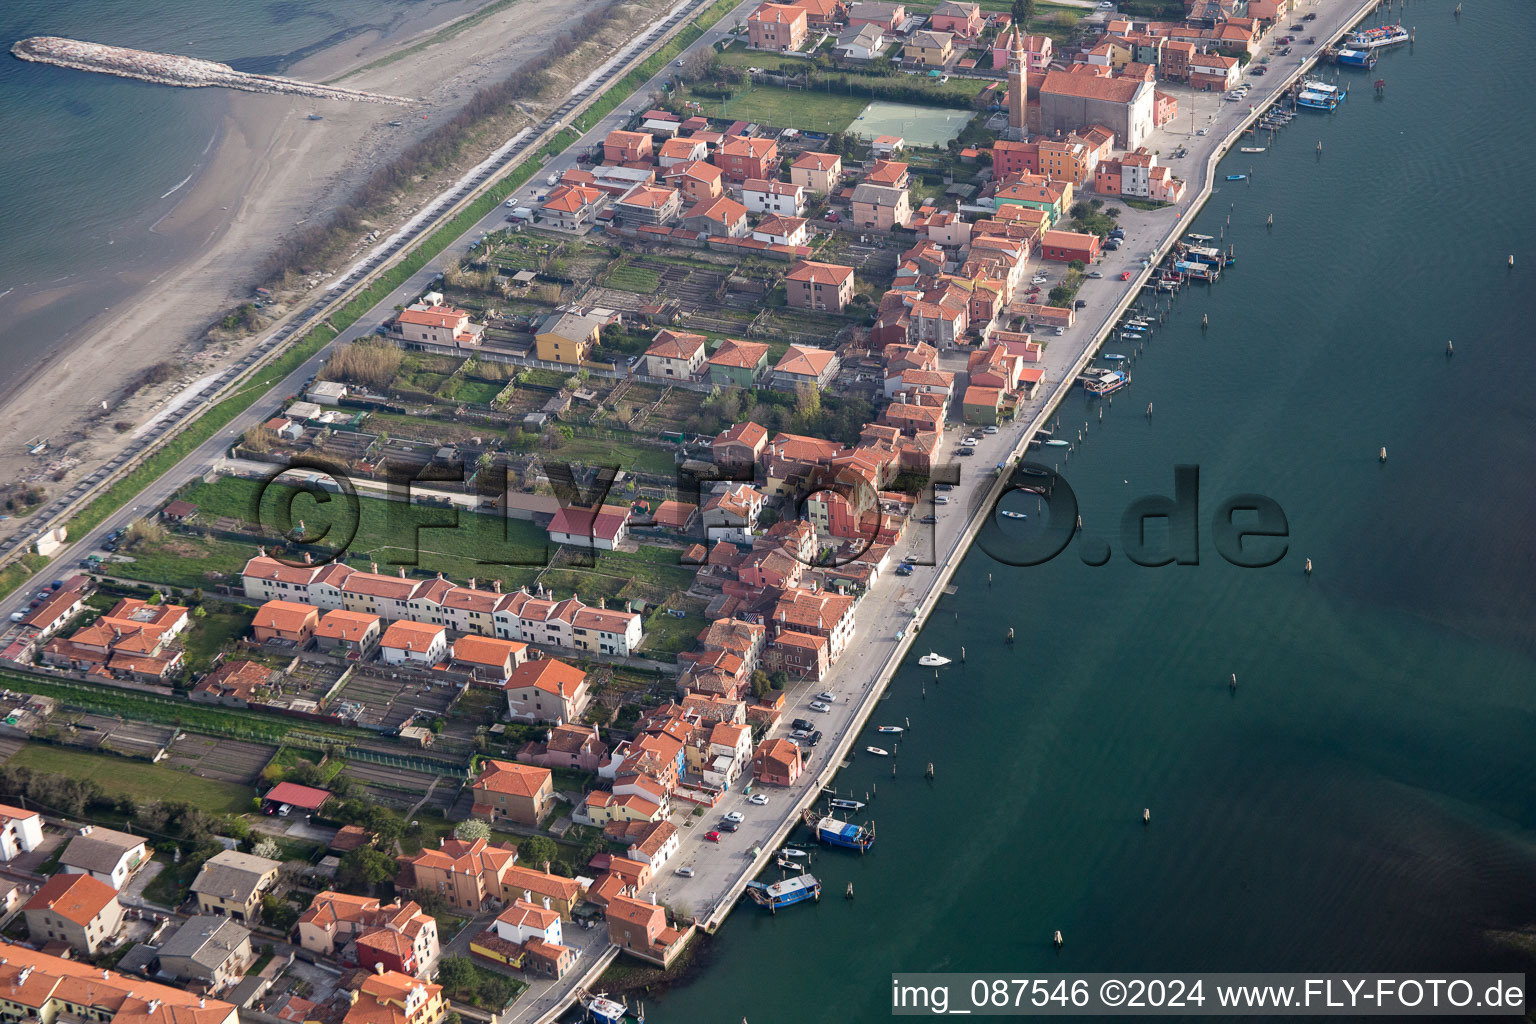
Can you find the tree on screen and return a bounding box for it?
[252,837,281,860]
[436,957,478,997]
[1068,259,1086,272]
[338,847,397,892]
[750,670,772,699]
[454,818,491,842]
[1011,0,1035,32]
[518,835,558,869]
[262,893,299,931]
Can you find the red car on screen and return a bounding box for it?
[704,830,722,843]
[1119,270,1132,281]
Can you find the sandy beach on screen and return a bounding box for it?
[0,0,667,538]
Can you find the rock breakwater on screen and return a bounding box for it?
[12,36,413,105]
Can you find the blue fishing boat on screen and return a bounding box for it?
[1335,47,1377,68]
[803,809,875,852]
[746,873,821,912]
[1101,353,1127,361]
[1296,79,1344,111]
[1225,173,1248,181]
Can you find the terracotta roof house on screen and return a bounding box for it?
[540,184,607,231]
[865,158,909,189]
[517,722,608,772]
[343,970,445,1024]
[747,3,809,53]
[712,420,769,469]
[643,329,708,380]
[752,737,804,786]
[606,894,694,968]
[387,303,486,350]
[450,635,528,685]
[614,184,682,226]
[790,151,842,193]
[784,259,855,312]
[190,658,275,706]
[602,129,654,165]
[752,213,810,247]
[680,194,750,238]
[470,760,555,827]
[378,620,448,667]
[770,344,841,391]
[546,503,630,551]
[715,136,778,183]
[1038,68,1154,149]
[504,657,591,724]
[23,872,123,955]
[314,608,382,653]
[251,599,319,646]
[0,943,238,1024]
[663,159,724,204]
[400,838,520,911]
[705,339,771,387]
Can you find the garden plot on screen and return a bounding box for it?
[162,734,277,785]
[333,671,459,732]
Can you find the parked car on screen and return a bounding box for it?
[1074,299,1088,309]
[704,831,722,843]
[817,691,835,701]
[1087,270,1103,278]
[718,821,740,833]
[1251,66,1267,75]
[920,514,938,524]
[723,811,744,823]
[895,563,914,576]
[792,728,811,739]
[749,794,769,805]
[809,701,832,712]
[792,718,815,732]
[935,483,953,492]
[934,495,949,505]
[957,447,975,456]
[676,866,696,876]
[1120,270,1132,281]
[807,730,823,746]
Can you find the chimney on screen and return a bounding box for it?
[542,861,551,874]
[399,567,407,579]
[469,578,476,590]
[546,728,553,743]
[375,962,385,975]
[599,597,606,610]
[493,580,502,594]
[257,545,266,557]
[438,836,445,847]
[303,550,313,565]
[371,562,379,574]
[624,600,633,613]
[649,891,657,905]
[542,896,551,911]
[524,889,533,903]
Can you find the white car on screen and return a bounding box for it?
[676,866,695,877]
[985,425,999,434]
[809,701,832,713]
[1098,1,1114,7]
[749,794,769,805]
[816,691,835,701]
[723,811,744,823]
[934,495,949,505]
[1031,275,1049,284]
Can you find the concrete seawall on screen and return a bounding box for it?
[11,36,413,105]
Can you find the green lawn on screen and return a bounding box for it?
[607,265,662,293]
[640,608,709,661]
[112,533,260,590]
[181,610,254,673]
[677,83,868,134]
[7,744,255,814]
[449,379,506,406]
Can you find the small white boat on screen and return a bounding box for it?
[828,798,865,811]
[876,725,904,734]
[865,746,891,757]
[780,848,808,859]
[1043,439,1070,447]
[917,652,951,667]
[1239,146,1266,153]
[1000,510,1028,520]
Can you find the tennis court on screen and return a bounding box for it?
[851,101,975,147]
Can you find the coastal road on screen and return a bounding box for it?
[0,0,766,625]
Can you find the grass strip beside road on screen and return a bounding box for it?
[0,0,740,604]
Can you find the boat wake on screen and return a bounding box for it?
[160,170,196,200]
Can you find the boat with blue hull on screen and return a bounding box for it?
[1297,80,1345,111]
[803,808,875,852]
[1334,47,1377,68]
[747,872,821,912]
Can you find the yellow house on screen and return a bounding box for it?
[904,29,954,67]
[535,312,605,365]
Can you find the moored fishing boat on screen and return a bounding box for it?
[1083,370,1129,396]
[917,652,951,667]
[1347,24,1409,49]
[746,873,821,912]
[877,725,904,734]
[1334,46,1377,68]
[828,798,865,811]
[1296,79,1344,111]
[803,809,876,851]
[865,746,890,756]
